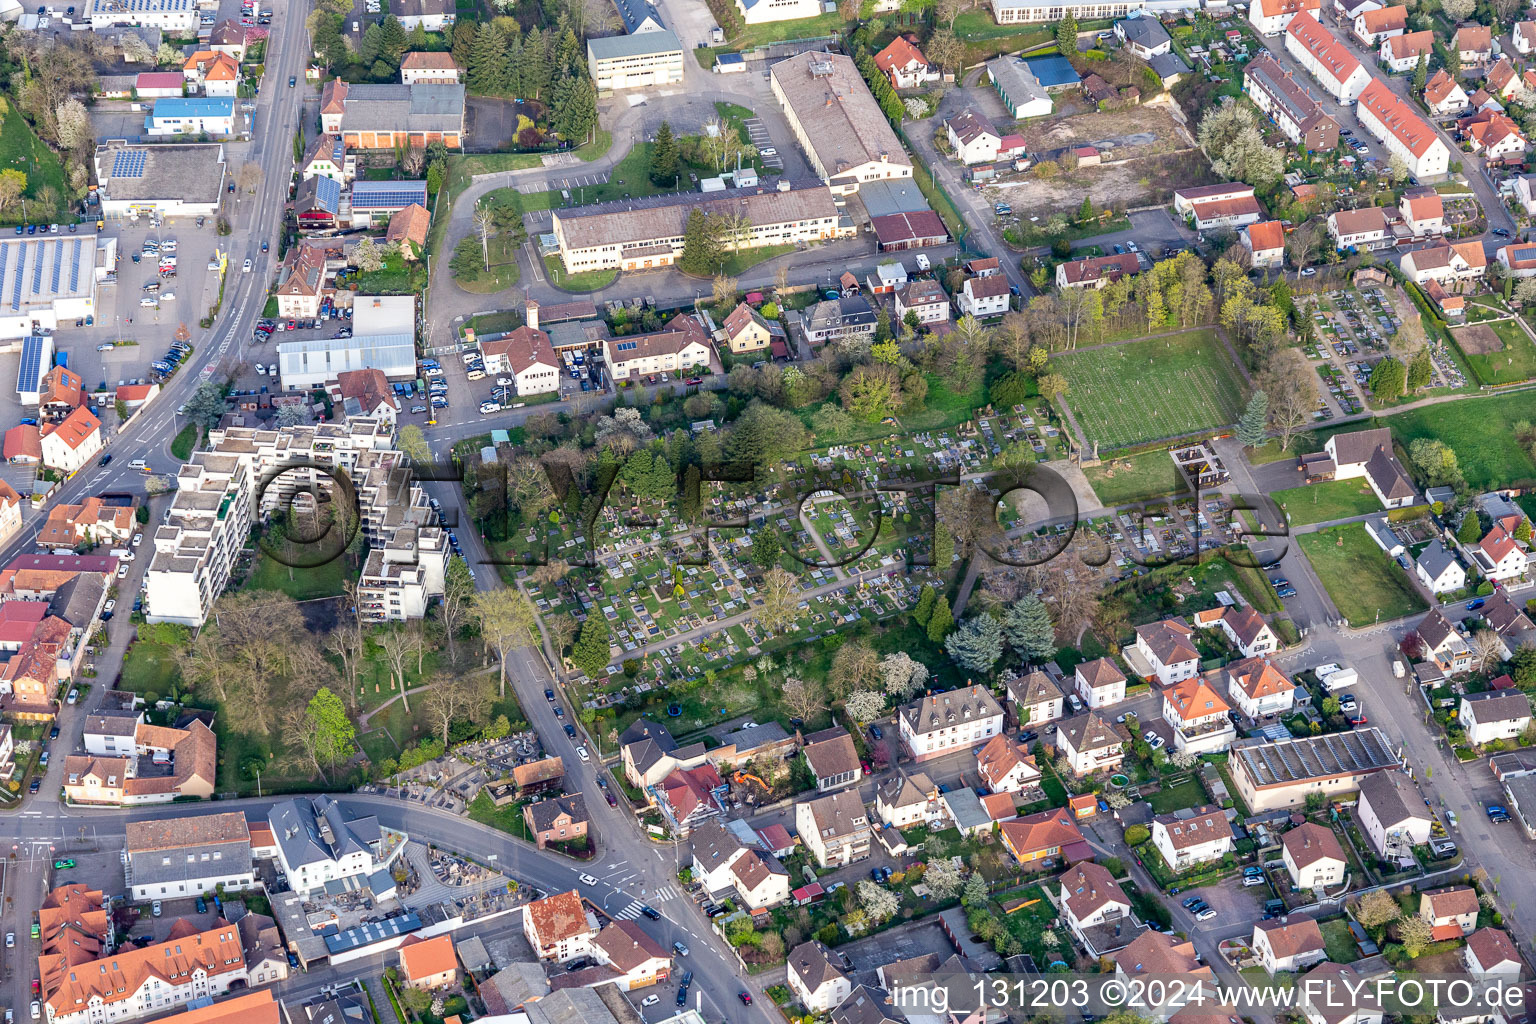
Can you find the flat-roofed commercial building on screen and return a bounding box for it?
[552,182,840,273]
[0,235,110,341]
[990,0,1144,24]
[1230,727,1399,812]
[587,29,684,90]
[770,52,912,195]
[94,142,227,217]
[85,0,198,33]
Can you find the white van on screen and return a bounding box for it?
[466,369,486,381]
[127,459,148,471]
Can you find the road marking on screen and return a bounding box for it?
[612,900,646,920]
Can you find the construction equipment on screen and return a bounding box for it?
[733,771,771,793]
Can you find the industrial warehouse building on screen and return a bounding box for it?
[770,52,912,195]
[94,142,228,218]
[0,235,115,341]
[587,30,684,90]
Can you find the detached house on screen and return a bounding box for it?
[894,279,950,325]
[1381,29,1434,72]
[720,302,774,355]
[1496,243,1536,279]
[40,406,102,474]
[1282,822,1346,889]
[1162,676,1236,755]
[1316,427,1416,508]
[1517,20,1536,54]
[1486,58,1523,102]
[1459,691,1532,747]
[1056,252,1141,289]
[523,890,598,963]
[956,275,1010,318]
[1058,860,1134,955]
[1415,539,1466,594]
[593,920,672,989]
[874,771,943,827]
[1472,524,1528,583]
[1400,191,1446,236]
[897,685,1004,762]
[1327,207,1390,250]
[1150,807,1234,871]
[1008,669,1065,726]
[1425,71,1469,116]
[1416,608,1472,675]
[1459,110,1529,160]
[1300,963,1383,1024]
[802,727,863,791]
[1456,24,1493,65]
[1115,16,1172,58]
[1464,928,1522,977]
[999,806,1087,867]
[946,108,1022,166]
[1134,620,1200,686]
[1075,657,1127,709]
[796,790,872,867]
[523,793,588,850]
[976,733,1042,794]
[1173,183,1263,231]
[621,719,708,793]
[1056,711,1130,776]
[1225,657,1298,719]
[873,36,939,90]
[1254,916,1327,974]
[788,941,851,1013]
[657,763,725,835]
[1193,604,1278,658]
[1242,220,1286,269]
[1420,886,1480,939]
[1356,770,1431,857]
[399,934,458,990]
[1351,4,1404,44]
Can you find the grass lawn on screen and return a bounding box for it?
[453,234,522,294]
[169,424,199,460]
[1452,320,1536,386]
[120,642,181,697]
[1147,777,1206,814]
[354,251,427,295]
[244,550,351,601]
[1247,438,1301,465]
[1058,330,1248,449]
[714,102,755,146]
[467,790,534,841]
[734,10,844,46]
[445,131,612,200]
[1083,449,1190,506]
[0,111,69,223]
[1271,479,1382,527]
[1385,391,1536,490]
[1320,918,1361,964]
[542,255,618,293]
[1298,523,1428,627]
[911,158,966,242]
[717,243,796,277]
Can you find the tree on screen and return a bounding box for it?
[960,872,988,907]
[831,638,879,698]
[927,596,954,643]
[377,625,422,711]
[571,614,611,679]
[925,859,964,899]
[748,528,782,570]
[1412,53,1429,95]
[781,676,827,721]
[914,585,937,626]
[679,208,720,275]
[1397,913,1434,958]
[1470,629,1507,675]
[306,687,357,774]
[1055,10,1079,54]
[1369,357,1406,402]
[1196,102,1284,189]
[878,652,929,700]
[156,41,182,65]
[1038,373,1069,402]
[1459,511,1484,544]
[1355,889,1401,929]
[1002,597,1056,662]
[856,880,900,924]
[472,590,539,695]
[1124,824,1151,846]
[54,100,91,153]
[926,29,962,72]
[1406,348,1433,392]
[1238,389,1269,448]
[1409,437,1463,488]
[424,675,494,747]
[651,121,679,186]
[845,690,887,722]
[945,615,1004,675]
[0,169,26,215]
[1442,0,1475,18]
[712,273,738,309]
[758,566,800,636]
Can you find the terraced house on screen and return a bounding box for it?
[1243,56,1340,150]
[1285,14,1371,103]
[124,812,255,901]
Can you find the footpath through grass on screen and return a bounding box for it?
[1298,522,1427,627]
[1271,479,1382,527]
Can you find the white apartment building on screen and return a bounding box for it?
[1150,807,1234,871]
[144,455,255,628]
[358,527,449,623]
[40,406,103,474]
[1133,620,1200,686]
[524,890,599,963]
[1356,79,1451,178]
[85,0,199,33]
[787,941,851,1013]
[1285,14,1371,103]
[125,812,256,902]
[1249,0,1319,36]
[269,795,405,896]
[1162,677,1236,755]
[897,685,1004,762]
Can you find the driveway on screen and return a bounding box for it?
[1071,208,1190,256]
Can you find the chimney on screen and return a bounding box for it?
[526,298,539,331]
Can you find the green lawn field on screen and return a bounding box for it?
[1298,523,1427,627]
[1452,320,1536,386]
[1271,479,1382,527]
[1083,449,1190,506]
[1058,330,1249,448]
[1386,391,1536,490]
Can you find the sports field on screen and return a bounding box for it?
[1057,330,1248,448]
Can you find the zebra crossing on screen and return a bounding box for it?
[610,886,681,921]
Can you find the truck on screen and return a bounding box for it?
[1315,664,1357,692]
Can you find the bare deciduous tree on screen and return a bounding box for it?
[377,625,422,711]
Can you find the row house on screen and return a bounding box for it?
[1356,79,1452,179]
[1249,0,1320,36]
[1285,15,1370,103]
[1243,56,1340,151]
[1400,241,1489,288]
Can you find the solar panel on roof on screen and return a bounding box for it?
[112,149,147,179]
[32,240,45,296]
[316,176,342,213]
[50,240,62,295]
[69,240,81,293]
[11,244,24,312]
[16,335,42,395]
[352,183,427,209]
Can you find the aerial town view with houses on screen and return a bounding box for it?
[7,0,1536,1020]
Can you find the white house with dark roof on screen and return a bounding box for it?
[1319,427,1416,508]
[1415,539,1466,594]
[1075,657,1127,708]
[796,790,871,867]
[1133,620,1200,686]
[1253,916,1327,974]
[787,940,850,1012]
[1007,669,1065,726]
[1464,927,1522,976]
[1115,15,1171,58]
[1056,712,1130,776]
[268,795,404,895]
[1416,608,1472,675]
[874,770,943,827]
[1356,770,1430,857]
[1151,807,1233,871]
[1282,822,1346,889]
[125,812,255,901]
[976,733,1041,794]
[1058,860,1134,954]
[801,727,862,791]
[1193,604,1278,659]
[1459,691,1533,746]
[897,685,1004,762]
[956,276,1010,318]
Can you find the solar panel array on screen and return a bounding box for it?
[352,181,427,209]
[1237,727,1396,787]
[112,149,147,179]
[16,334,43,395]
[70,239,81,293]
[316,176,342,213]
[11,242,25,312]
